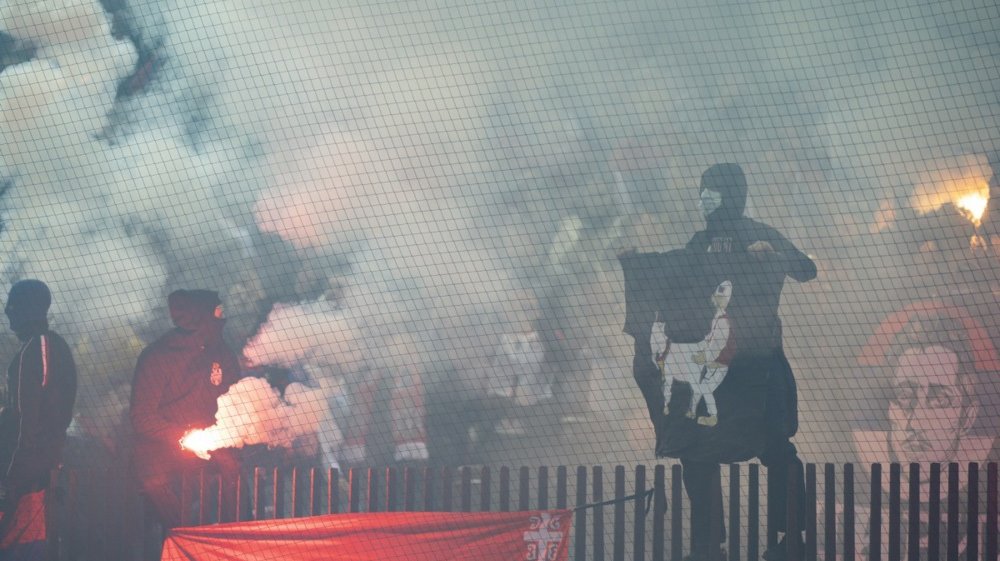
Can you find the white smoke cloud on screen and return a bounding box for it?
[183,377,330,459]
[1,0,997,465]
[242,299,366,374]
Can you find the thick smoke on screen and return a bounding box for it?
[1,0,998,466]
[181,377,329,461]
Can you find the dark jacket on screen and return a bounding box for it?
[0,330,77,493]
[687,163,816,351]
[130,291,239,455]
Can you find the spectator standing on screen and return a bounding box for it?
[130,289,241,529]
[0,280,77,557]
[682,164,816,561]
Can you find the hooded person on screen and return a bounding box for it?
[0,280,77,556]
[681,163,817,561]
[130,289,241,529]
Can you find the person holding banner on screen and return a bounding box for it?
[681,163,816,561]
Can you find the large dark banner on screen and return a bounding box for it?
[620,250,785,463]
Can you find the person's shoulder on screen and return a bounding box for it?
[741,216,782,235]
[136,330,184,363]
[41,331,73,353]
[685,229,710,249]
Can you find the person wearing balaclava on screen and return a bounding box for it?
[0,280,77,557]
[682,164,816,561]
[130,289,241,530]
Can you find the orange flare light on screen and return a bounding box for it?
[180,429,215,460]
[955,192,988,227]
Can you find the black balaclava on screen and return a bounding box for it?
[5,279,51,341]
[168,289,224,344]
[699,163,748,230]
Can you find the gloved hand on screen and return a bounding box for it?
[649,321,668,366]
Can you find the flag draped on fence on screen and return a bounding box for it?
[161,510,572,561]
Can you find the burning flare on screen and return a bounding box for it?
[955,192,988,227]
[180,428,218,460]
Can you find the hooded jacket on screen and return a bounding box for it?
[0,280,77,494]
[130,290,239,450]
[686,163,816,351]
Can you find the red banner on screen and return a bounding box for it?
[162,509,572,561]
[0,490,47,550]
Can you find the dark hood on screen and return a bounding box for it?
[168,289,223,343]
[700,163,748,228]
[5,279,51,341]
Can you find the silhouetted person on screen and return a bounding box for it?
[683,164,816,561]
[130,289,240,529]
[0,280,77,557]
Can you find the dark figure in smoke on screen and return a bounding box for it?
[0,280,77,557]
[682,164,816,561]
[130,290,241,529]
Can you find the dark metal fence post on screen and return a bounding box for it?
[987,463,997,561]
[928,464,940,561]
[824,464,836,561]
[947,463,959,561]
[576,466,588,561]
[614,465,626,561]
[967,464,979,561]
[673,464,684,561]
[423,466,435,512]
[46,468,60,561]
[595,466,606,561]
[749,463,759,561]
[805,463,816,561]
[441,467,453,512]
[786,463,802,561]
[349,467,361,513]
[291,467,299,517]
[889,463,900,561]
[499,466,510,512]
[366,468,378,513]
[404,466,417,512]
[520,467,530,511]
[557,466,568,510]
[871,463,882,561]
[539,467,549,511]
[844,464,854,561]
[273,467,283,518]
[729,464,740,561]
[309,468,317,516]
[461,466,472,512]
[328,468,340,514]
[480,467,491,512]
[387,467,399,512]
[908,464,920,561]
[634,465,646,561]
[653,465,665,561]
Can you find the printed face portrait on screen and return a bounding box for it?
[887,345,976,463]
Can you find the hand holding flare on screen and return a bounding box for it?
[180,428,217,460]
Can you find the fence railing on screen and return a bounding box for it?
[47,462,999,561]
